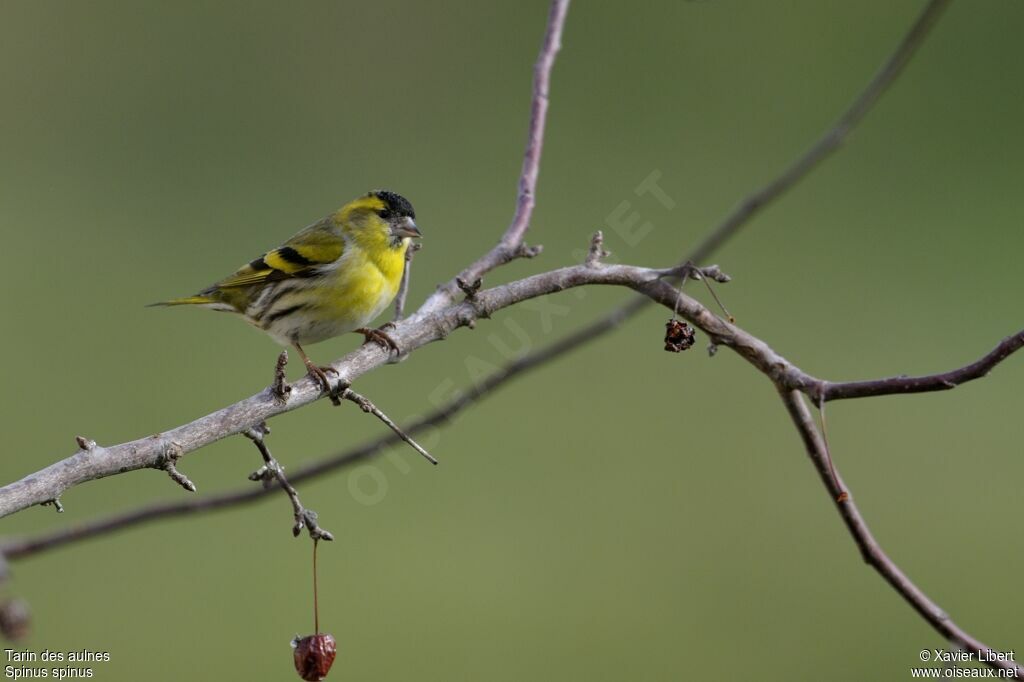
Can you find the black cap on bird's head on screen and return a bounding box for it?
[370,189,420,239]
[372,190,416,220]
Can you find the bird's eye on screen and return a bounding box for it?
[377,209,392,220]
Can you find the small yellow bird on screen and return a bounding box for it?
[151,190,421,390]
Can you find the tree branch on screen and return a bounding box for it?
[779,389,1023,676]
[0,261,684,519]
[0,255,819,521]
[0,305,598,560]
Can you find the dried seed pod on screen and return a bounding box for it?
[292,633,337,681]
[664,319,696,352]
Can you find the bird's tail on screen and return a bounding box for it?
[146,295,215,307]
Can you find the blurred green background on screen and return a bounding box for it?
[1,1,1022,680]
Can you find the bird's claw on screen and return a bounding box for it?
[356,326,400,354]
[304,363,339,394]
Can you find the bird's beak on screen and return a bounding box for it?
[392,216,422,239]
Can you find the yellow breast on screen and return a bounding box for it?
[320,238,408,328]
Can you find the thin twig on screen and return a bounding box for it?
[818,330,1024,401]
[340,389,438,465]
[418,0,569,315]
[503,0,569,249]
[394,242,421,321]
[244,423,333,541]
[163,463,196,493]
[160,441,195,493]
[779,389,1022,676]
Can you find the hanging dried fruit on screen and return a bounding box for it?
[292,633,337,681]
[664,319,696,352]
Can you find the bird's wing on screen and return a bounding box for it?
[214,218,345,289]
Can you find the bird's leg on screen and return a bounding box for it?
[293,343,339,393]
[355,325,400,354]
